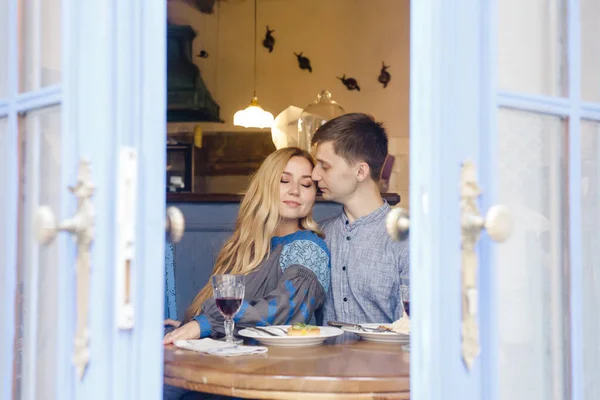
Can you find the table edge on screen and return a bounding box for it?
[164,377,411,400]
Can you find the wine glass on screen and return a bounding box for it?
[212,274,245,344]
[401,287,410,352]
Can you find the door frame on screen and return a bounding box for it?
[411,0,600,399]
[410,0,495,398]
[0,0,167,398]
[62,0,167,398]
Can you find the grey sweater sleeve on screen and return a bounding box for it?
[197,265,327,337]
[321,285,336,325]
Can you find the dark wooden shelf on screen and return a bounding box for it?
[167,192,401,205]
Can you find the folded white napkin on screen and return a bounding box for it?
[174,338,268,357]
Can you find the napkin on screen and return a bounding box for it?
[174,338,268,357]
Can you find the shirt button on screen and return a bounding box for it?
[342,266,346,271]
[346,236,351,241]
[345,220,349,225]
[343,297,348,302]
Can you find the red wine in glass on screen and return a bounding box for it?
[215,297,242,318]
[212,274,245,344]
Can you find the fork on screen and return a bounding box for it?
[328,321,397,333]
[328,321,373,331]
[249,326,283,337]
[267,326,288,334]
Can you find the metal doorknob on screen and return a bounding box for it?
[34,161,96,247]
[386,207,410,241]
[35,206,87,245]
[462,204,513,242]
[165,206,185,243]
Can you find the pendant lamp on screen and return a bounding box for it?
[233,0,274,128]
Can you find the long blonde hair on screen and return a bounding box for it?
[182,147,322,323]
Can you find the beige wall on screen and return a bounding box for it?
[167,0,411,205]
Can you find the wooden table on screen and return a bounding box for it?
[164,336,410,399]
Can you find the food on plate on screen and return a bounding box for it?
[390,316,411,334]
[287,323,321,336]
[377,325,393,332]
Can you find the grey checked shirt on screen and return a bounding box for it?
[319,201,410,325]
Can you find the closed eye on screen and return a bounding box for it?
[316,159,330,169]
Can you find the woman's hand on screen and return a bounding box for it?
[164,319,181,328]
[163,321,200,344]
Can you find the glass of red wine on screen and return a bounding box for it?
[212,274,245,344]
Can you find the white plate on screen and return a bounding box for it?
[341,323,410,343]
[238,325,344,347]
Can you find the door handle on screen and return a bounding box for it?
[165,206,185,243]
[462,204,513,243]
[386,207,410,241]
[460,160,513,370]
[34,159,94,380]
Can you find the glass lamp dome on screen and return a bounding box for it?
[297,90,345,150]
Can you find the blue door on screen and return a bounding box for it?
[411,0,600,399]
[0,0,167,399]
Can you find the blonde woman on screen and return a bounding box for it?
[163,147,330,344]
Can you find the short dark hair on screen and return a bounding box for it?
[311,113,389,181]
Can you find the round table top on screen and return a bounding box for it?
[163,336,410,399]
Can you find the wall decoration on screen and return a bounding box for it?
[378,62,391,88]
[262,26,275,52]
[196,50,209,58]
[294,52,313,73]
[337,74,360,91]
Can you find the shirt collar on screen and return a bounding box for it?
[270,229,316,248]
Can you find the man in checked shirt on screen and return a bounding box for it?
[311,113,410,325]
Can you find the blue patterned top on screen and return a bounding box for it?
[193,229,331,338]
[272,230,331,293]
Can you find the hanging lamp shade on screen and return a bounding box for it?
[233,96,274,128]
[232,0,273,129]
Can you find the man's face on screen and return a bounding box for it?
[311,141,358,203]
